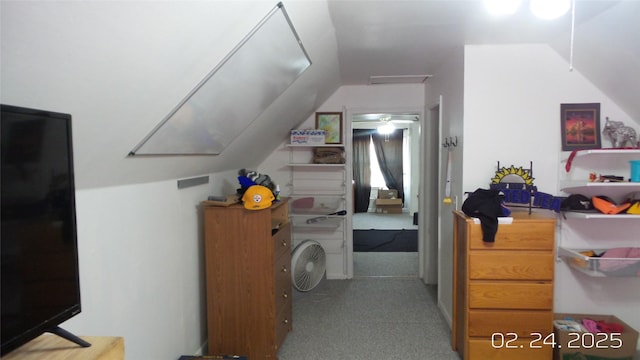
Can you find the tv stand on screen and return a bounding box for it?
[1,333,123,360]
[47,326,92,348]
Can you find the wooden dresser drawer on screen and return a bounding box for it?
[468,310,553,337]
[275,298,292,350]
[468,338,552,360]
[468,222,554,250]
[274,253,291,309]
[273,222,291,260]
[469,251,554,280]
[274,257,292,312]
[469,282,553,310]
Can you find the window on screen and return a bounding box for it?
[370,130,410,204]
[369,139,386,188]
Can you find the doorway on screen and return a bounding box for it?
[350,112,421,277]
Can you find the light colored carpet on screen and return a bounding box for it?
[353,252,418,277]
[277,278,458,360]
[353,212,417,230]
[352,212,419,277]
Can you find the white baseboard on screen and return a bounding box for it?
[438,300,453,330]
[195,340,207,356]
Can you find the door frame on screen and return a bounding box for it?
[422,97,442,285]
[344,106,424,279]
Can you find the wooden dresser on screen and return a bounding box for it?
[452,210,556,360]
[203,199,291,359]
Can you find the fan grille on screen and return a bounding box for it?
[292,240,326,292]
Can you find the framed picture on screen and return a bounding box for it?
[560,103,601,151]
[315,112,343,144]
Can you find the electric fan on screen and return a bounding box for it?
[291,240,326,292]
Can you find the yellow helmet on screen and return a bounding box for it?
[241,185,275,210]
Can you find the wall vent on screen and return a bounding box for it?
[368,75,432,85]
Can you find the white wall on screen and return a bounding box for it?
[62,170,238,360]
[1,1,335,358]
[0,0,341,190]
[463,43,640,346]
[260,84,425,279]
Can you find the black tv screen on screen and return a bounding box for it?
[1,104,85,355]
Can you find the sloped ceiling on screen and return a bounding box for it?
[1,0,637,190]
[1,1,341,189]
[549,0,640,122]
[328,0,640,121]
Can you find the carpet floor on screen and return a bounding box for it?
[352,212,417,230]
[353,252,418,277]
[277,278,458,360]
[353,229,418,252]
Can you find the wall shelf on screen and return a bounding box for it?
[286,143,344,148]
[561,149,640,163]
[558,149,640,280]
[561,211,640,220]
[287,163,346,167]
[290,217,343,230]
[286,142,348,277]
[289,196,344,215]
[558,247,640,277]
[287,188,345,196]
[560,181,640,199]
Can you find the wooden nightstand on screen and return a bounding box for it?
[1,334,124,360]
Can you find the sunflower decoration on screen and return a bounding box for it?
[491,165,535,187]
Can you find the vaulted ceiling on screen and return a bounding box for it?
[1,0,637,189]
[328,0,639,120]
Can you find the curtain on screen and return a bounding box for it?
[372,129,404,202]
[352,129,373,213]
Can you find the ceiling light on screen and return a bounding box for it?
[484,0,521,15]
[529,0,570,19]
[377,123,396,135]
[484,0,571,19]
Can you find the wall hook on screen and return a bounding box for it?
[443,136,458,148]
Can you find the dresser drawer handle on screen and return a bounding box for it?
[281,265,288,273]
[283,318,289,324]
[282,292,288,299]
[282,240,287,247]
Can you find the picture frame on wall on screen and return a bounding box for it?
[560,103,601,151]
[315,112,343,144]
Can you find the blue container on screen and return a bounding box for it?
[631,160,640,182]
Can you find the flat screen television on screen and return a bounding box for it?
[1,104,90,355]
